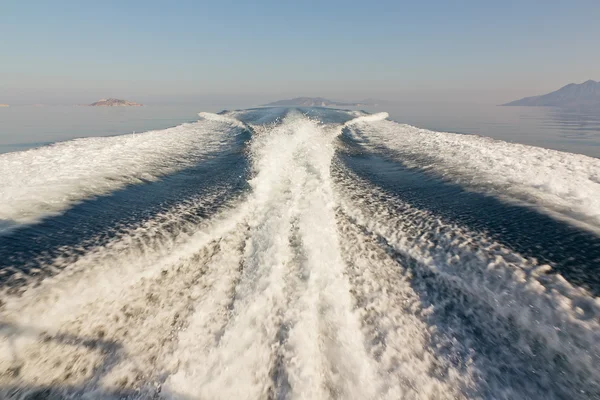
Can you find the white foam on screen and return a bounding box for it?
[198,111,247,129]
[344,112,389,126]
[1,109,598,399]
[0,188,249,396]
[336,208,477,399]
[346,119,600,231]
[0,117,242,229]
[0,113,381,398]
[333,165,600,397]
[165,112,380,399]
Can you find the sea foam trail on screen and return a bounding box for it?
[344,112,389,126]
[0,186,250,397]
[346,119,600,232]
[0,117,243,229]
[332,163,600,398]
[0,112,381,399]
[198,111,248,129]
[165,112,380,399]
[0,109,598,399]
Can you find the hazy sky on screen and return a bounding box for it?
[1,0,599,104]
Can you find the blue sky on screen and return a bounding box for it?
[1,0,599,104]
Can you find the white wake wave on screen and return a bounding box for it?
[198,112,247,129]
[0,117,243,229]
[0,113,381,399]
[346,118,600,231]
[0,110,598,399]
[344,112,389,126]
[165,111,379,399]
[333,165,600,398]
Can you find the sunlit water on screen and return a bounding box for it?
[0,106,599,399]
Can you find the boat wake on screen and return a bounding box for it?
[0,108,598,399]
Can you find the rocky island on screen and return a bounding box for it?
[88,98,143,107]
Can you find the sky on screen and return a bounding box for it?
[1,0,599,105]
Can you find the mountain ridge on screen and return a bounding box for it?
[502,80,600,109]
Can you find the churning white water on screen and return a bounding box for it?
[0,109,598,399]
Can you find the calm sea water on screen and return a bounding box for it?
[2,102,600,158]
[0,102,251,154]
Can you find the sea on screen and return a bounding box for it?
[0,103,599,399]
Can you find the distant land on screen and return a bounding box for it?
[263,97,382,107]
[0,104,9,107]
[502,80,600,109]
[88,98,143,107]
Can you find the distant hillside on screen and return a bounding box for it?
[503,80,600,109]
[89,98,143,107]
[263,97,380,107]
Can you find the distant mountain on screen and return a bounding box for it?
[88,98,143,107]
[263,97,380,107]
[502,80,600,109]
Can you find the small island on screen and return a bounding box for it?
[0,104,9,107]
[88,98,143,107]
